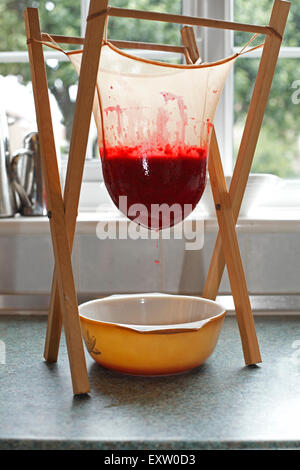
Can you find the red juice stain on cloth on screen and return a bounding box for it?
[160,92,188,142]
[101,144,207,230]
[101,93,210,230]
[104,105,123,136]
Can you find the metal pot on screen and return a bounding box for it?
[0,106,17,217]
[11,132,47,216]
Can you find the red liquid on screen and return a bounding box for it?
[102,145,207,230]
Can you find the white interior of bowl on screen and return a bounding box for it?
[79,293,225,332]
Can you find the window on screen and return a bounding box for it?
[234,0,300,178]
[184,0,300,180]
[0,1,298,195]
[0,0,182,162]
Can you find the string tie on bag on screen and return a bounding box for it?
[26,33,65,53]
[86,9,109,22]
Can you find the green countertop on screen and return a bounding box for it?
[0,314,300,450]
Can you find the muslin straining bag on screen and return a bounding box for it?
[66,36,261,229]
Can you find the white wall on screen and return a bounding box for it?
[0,219,299,296]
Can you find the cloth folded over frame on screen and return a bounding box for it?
[45,35,263,229]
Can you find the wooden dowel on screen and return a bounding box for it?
[181,26,261,365]
[181,26,200,64]
[108,6,275,37]
[40,33,185,53]
[40,34,84,45]
[25,7,90,395]
[203,0,290,301]
[44,0,109,368]
[208,129,262,365]
[111,40,184,53]
[43,275,62,362]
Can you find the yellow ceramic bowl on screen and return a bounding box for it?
[79,293,226,376]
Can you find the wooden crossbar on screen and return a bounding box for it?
[107,7,279,38]
[40,33,186,53]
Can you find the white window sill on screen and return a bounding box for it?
[0,206,299,235]
[4,157,300,234]
[61,160,300,216]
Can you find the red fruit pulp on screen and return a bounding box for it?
[101,145,207,230]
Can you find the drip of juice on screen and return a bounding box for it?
[154,229,160,265]
[101,144,207,230]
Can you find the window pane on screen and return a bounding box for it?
[0,61,77,158]
[0,1,183,160]
[107,0,181,44]
[234,0,300,47]
[234,58,300,177]
[0,1,81,52]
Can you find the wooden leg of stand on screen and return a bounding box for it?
[181,26,261,364]
[43,0,109,363]
[25,7,90,395]
[180,26,200,64]
[203,0,290,300]
[44,271,62,362]
[209,129,261,365]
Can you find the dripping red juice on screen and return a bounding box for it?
[101,144,207,230]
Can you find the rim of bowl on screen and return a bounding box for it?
[78,293,226,332]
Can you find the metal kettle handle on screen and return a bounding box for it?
[11,149,34,208]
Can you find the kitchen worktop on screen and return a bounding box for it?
[1,314,300,450]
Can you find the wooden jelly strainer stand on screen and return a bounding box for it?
[25,0,290,395]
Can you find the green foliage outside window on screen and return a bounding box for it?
[234,0,300,177]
